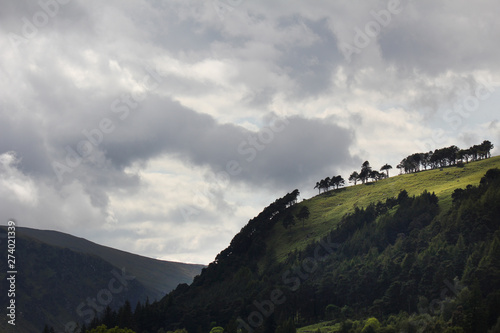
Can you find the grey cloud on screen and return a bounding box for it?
[99,97,248,171]
[236,116,358,188]
[0,107,52,176]
[2,0,499,264]
[84,96,358,192]
[379,1,500,75]
[0,0,90,40]
[276,17,342,98]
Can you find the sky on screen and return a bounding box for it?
[1,0,499,264]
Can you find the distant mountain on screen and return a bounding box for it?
[15,227,205,300]
[0,227,204,333]
[90,155,500,333]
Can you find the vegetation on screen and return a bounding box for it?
[0,232,152,333]
[80,151,500,333]
[13,227,204,300]
[327,140,493,193]
[39,143,499,333]
[396,140,493,174]
[0,227,203,333]
[86,325,136,333]
[315,176,345,193]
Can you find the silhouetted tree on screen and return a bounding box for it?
[331,175,345,189]
[380,164,392,177]
[369,170,384,182]
[458,149,471,163]
[481,140,494,158]
[349,171,360,185]
[396,163,404,175]
[420,152,432,170]
[314,181,321,194]
[360,161,372,184]
[324,177,331,191]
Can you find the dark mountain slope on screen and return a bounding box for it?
[0,233,147,333]
[16,227,204,299]
[0,228,204,333]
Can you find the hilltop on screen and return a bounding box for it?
[267,155,500,263]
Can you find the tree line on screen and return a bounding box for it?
[315,161,391,193]
[314,175,345,194]
[315,140,494,192]
[397,140,493,174]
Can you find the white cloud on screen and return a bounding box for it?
[1,0,500,264]
[0,152,38,206]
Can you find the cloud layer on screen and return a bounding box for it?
[1,0,499,263]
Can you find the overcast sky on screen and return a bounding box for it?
[1,0,499,264]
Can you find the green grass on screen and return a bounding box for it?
[265,156,500,264]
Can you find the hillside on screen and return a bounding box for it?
[15,227,204,300]
[60,155,500,333]
[267,155,500,263]
[0,228,203,333]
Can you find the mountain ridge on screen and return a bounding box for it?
[0,226,204,333]
[15,226,205,299]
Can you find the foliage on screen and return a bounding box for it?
[315,175,345,193]
[297,206,310,228]
[88,160,500,333]
[361,318,380,333]
[275,318,296,333]
[397,140,493,175]
[86,325,136,333]
[283,214,296,230]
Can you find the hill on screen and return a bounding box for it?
[15,227,204,300]
[0,228,204,333]
[267,155,500,263]
[53,155,500,333]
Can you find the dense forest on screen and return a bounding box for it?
[67,165,500,333]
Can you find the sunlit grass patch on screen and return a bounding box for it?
[266,156,500,263]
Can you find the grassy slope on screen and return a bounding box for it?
[266,155,500,264]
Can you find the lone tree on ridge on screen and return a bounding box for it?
[380,164,392,177]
